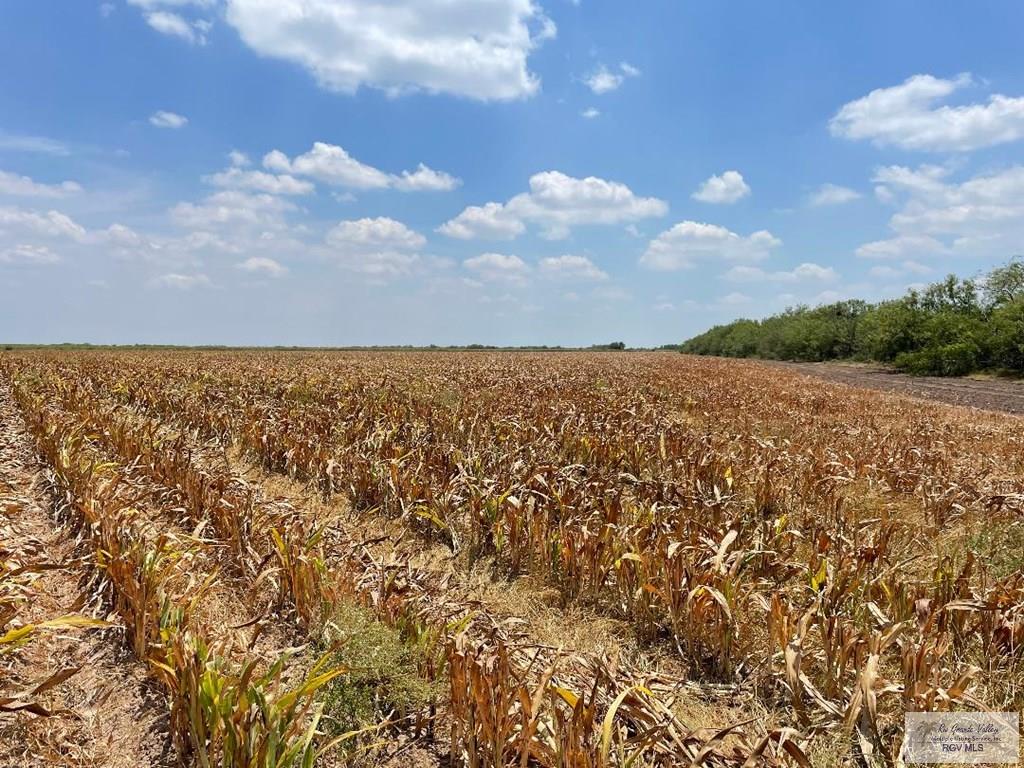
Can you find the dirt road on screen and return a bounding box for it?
[771,361,1024,416]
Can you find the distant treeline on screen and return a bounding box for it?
[682,258,1024,376]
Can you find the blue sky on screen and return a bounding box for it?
[2,1,1024,346]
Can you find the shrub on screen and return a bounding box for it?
[894,341,981,377]
[317,602,435,737]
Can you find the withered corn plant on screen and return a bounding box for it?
[7,372,347,767]
[7,349,1024,764]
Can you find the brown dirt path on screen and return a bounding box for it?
[0,383,175,768]
[769,361,1024,416]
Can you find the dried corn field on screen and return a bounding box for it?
[2,350,1022,768]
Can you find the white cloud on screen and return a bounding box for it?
[0,244,60,265]
[264,142,459,192]
[392,163,462,192]
[641,221,781,271]
[872,163,951,198]
[439,170,667,240]
[204,167,314,195]
[143,11,210,44]
[437,202,525,240]
[464,252,530,282]
[228,150,251,167]
[809,183,861,206]
[830,73,1024,152]
[538,254,608,281]
[855,234,947,260]
[100,223,141,245]
[584,62,640,94]
[223,0,554,101]
[152,272,211,289]
[856,164,1024,259]
[692,170,750,204]
[653,301,675,312]
[874,185,896,204]
[724,262,838,283]
[263,144,386,189]
[0,170,82,198]
[326,217,426,251]
[170,190,296,230]
[581,107,601,119]
[0,206,87,240]
[324,216,427,277]
[237,256,288,277]
[149,110,188,129]
[792,262,840,281]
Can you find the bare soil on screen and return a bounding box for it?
[771,361,1024,416]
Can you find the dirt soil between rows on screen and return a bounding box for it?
[769,361,1024,416]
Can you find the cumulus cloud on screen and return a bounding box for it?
[855,234,947,260]
[692,171,750,204]
[538,254,608,281]
[228,150,251,167]
[581,107,600,119]
[264,142,459,192]
[170,190,296,229]
[463,252,530,282]
[204,167,314,195]
[724,262,838,283]
[127,0,215,43]
[392,163,462,192]
[439,171,667,240]
[149,110,188,129]
[584,62,640,94]
[0,206,87,240]
[326,217,426,251]
[143,10,210,44]
[830,73,1024,152]
[223,0,555,101]
[436,202,525,240]
[0,170,82,198]
[237,256,288,277]
[856,163,1024,259]
[809,183,861,206]
[324,216,427,277]
[641,221,781,271]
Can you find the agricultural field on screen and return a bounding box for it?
[2,350,1023,767]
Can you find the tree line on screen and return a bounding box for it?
[681,258,1024,376]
